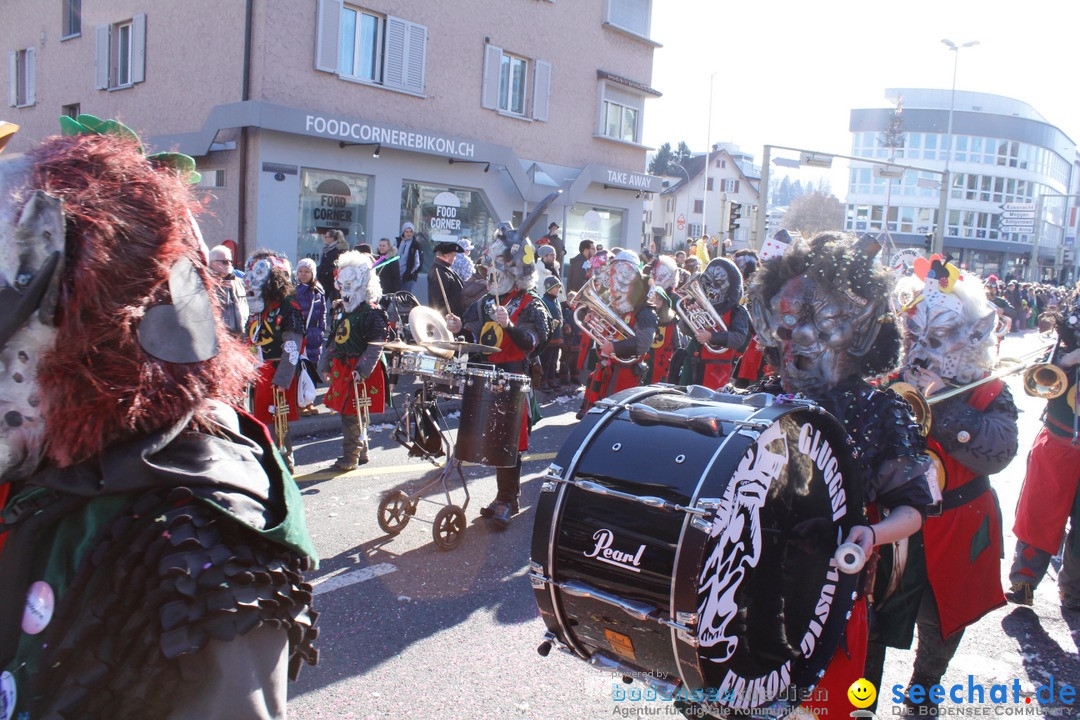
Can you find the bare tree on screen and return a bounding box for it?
[781,191,845,237]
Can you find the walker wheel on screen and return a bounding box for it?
[378,491,415,535]
[432,505,466,550]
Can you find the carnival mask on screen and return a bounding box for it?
[651,256,678,292]
[336,262,372,312]
[765,275,882,396]
[701,257,742,313]
[603,256,644,316]
[484,230,534,297]
[0,154,63,482]
[243,257,272,314]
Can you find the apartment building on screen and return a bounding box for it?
[5,0,662,265]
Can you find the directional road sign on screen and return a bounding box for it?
[999,220,1035,229]
[1002,211,1036,220]
[1001,202,1036,212]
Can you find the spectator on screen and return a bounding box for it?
[567,239,595,293]
[208,244,248,335]
[675,250,687,269]
[317,229,349,308]
[539,276,568,392]
[537,221,566,265]
[535,244,563,300]
[294,258,327,415]
[397,222,423,293]
[451,238,476,282]
[374,237,401,294]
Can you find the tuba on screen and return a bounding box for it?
[673,272,728,353]
[572,275,641,365]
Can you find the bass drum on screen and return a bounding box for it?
[530,385,864,717]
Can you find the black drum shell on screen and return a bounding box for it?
[455,371,527,468]
[531,385,864,715]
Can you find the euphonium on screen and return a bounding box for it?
[673,272,728,353]
[572,275,640,365]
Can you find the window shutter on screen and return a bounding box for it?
[131,14,146,84]
[94,24,110,89]
[315,0,342,73]
[383,15,408,89]
[531,59,551,121]
[8,51,16,107]
[402,21,426,94]
[25,47,35,105]
[480,43,502,109]
[734,180,740,194]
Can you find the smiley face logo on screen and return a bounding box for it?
[848,678,877,709]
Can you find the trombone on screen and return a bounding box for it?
[892,341,1061,436]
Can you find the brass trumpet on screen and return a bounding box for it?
[272,386,290,450]
[892,342,1060,435]
[572,275,641,365]
[673,272,728,353]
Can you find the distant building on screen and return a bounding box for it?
[3,0,662,264]
[847,89,1078,281]
[646,143,760,254]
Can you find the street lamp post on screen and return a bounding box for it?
[671,162,691,251]
[935,39,979,257]
[702,71,718,240]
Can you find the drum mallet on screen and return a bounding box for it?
[835,542,867,574]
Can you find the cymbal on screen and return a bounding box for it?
[371,341,429,353]
[409,306,454,344]
[425,340,500,355]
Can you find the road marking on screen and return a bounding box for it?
[295,451,559,482]
[311,562,397,596]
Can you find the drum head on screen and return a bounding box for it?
[689,406,863,713]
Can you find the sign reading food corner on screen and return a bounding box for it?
[427,191,463,247]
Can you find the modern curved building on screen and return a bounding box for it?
[846,89,1077,281]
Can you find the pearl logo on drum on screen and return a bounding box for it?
[584,529,646,573]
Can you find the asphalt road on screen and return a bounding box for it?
[286,331,1079,720]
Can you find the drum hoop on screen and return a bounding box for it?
[544,385,683,661]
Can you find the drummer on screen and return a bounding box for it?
[428,241,465,317]
[745,231,934,719]
[445,221,552,529]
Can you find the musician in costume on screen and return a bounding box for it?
[746,231,933,720]
[319,251,389,470]
[647,255,684,384]
[678,256,750,389]
[0,122,317,719]
[579,250,657,413]
[865,257,1018,712]
[445,207,552,529]
[245,250,305,471]
[1006,290,1080,612]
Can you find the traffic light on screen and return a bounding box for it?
[923,233,933,253]
[728,203,742,234]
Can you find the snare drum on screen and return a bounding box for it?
[455,366,530,467]
[530,386,864,716]
[390,352,465,396]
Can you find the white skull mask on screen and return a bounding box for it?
[604,260,642,315]
[336,264,372,312]
[0,154,63,483]
[898,275,996,383]
[243,258,272,314]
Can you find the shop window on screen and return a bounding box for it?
[568,204,626,251]
[481,43,550,121]
[297,168,371,262]
[95,14,145,90]
[316,0,426,95]
[7,47,35,107]
[399,181,498,272]
[62,0,81,39]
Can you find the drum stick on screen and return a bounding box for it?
[490,262,500,305]
[434,263,451,313]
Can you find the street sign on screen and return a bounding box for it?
[1002,211,1036,220]
[676,214,686,230]
[999,219,1035,228]
[1001,202,1036,212]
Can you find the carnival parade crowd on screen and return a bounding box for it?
[2,122,1079,719]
